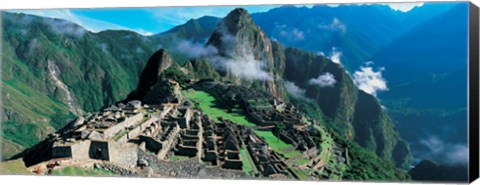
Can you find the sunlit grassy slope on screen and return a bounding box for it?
[0,159,32,175]
[182,89,255,127]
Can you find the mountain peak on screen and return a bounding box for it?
[220,8,255,34]
[133,49,173,100]
[227,8,250,18]
[206,8,269,57]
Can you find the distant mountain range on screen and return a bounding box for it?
[1,3,469,182]
[373,3,469,168]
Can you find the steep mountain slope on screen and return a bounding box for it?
[277,47,412,168]
[408,160,468,182]
[371,3,469,166]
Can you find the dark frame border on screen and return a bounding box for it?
[469,2,479,183]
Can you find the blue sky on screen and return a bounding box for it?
[9,3,423,35]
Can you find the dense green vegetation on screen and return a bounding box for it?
[330,131,410,181]
[1,121,47,149]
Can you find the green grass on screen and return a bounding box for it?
[0,159,32,175]
[291,167,311,180]
[182,89,255,127]
[170,155,190,161]
[293,158,311,166]
[52,166,114,176]
[253,130,302,158]
[240,147,258,176]
[315,125,334,163]
[2,79,72,123]
[2,121,43,149]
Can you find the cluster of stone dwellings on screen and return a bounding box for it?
[278,129,318,157]
[247,134,291,178]
[242,97,306,129]
[201,116,296,178]
[135,101,196,160]
[50,100,171,168]
[202,117,244,170]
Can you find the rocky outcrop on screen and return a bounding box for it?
[128,49,173,101]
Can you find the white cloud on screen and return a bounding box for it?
[199,25,273,81]
[329,47,342,64]
[280,28,305,41]
[175,40,218,59]
[324,3,424,12]
[284,81,306,98]
[318,17,346,33]
[42,18,87,37]
[420,136,468,165]
[309,72,337,88]
[353,63,388,96]
[292,29,305,40]
[99,43,109,53]
[8,9,153,35]
[384,3,424,12]
[225,56,273,81]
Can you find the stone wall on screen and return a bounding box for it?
[104,113,144,139]
[71,140,91,161]
[109,142,138,168]
[223,160,243,170]
[117,117,160,143]
[139,136,163,154]
[176,147,197,157]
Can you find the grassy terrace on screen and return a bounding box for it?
[182,89,255,127]
[253,130,303,159]
[52,166,115,176]
[240,147,258,176]
[0,159,32,175]
[290,167,311,180]
[315,125,334,163]
[294,158,311,166]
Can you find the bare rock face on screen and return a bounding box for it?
[206,8,282,99]
[130,49,173,101]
